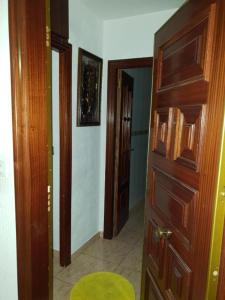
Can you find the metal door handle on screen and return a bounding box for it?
[154,226,172,241]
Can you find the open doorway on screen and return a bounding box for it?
[104,57,153,240]
[115,67,152,235]
[51,38,72,267]
[51,50,61,272]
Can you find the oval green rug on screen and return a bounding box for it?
[70,272,135,300]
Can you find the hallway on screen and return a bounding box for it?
[53,203,145,299]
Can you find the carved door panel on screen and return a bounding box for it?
[116,71,134,233]
[142,1,221,299]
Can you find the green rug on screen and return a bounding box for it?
[70,272,135,300]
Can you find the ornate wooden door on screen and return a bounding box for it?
[141,1,225,299]
[116,71,134,233]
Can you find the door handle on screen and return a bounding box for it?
[154,226,172,241]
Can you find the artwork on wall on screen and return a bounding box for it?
[77,48,103,126]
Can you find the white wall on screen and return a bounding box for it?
[0,1,18,299]
[69,0,103,253]
[103,9,176,60]
[124,68,152,210]
[99,9,177,229]
[52,51,60,251]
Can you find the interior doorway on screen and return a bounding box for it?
[104,57,153,239]
[51,39,72,268]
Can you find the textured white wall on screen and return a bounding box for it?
[103,9,176,60]
[69,0,103,253]
[53,0,104,254]
[52,51,60,251]
[99,9,177,229]
[125,68,152,210]
[0,1,18,299]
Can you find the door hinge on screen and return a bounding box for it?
[47,185,51,212]
[52,145,54,156]
[46,26,50,48]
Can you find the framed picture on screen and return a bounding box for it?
[77,48,103,126]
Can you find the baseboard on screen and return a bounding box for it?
[53,232,102,259]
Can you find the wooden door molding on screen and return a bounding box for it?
[51,31,72,267]
[104,57,153,239]
[141,0,225,299]
[9,0,49,299]
[50,0,69,41]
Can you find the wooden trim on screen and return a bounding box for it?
[59,44,72,266]
[104,57,153,239]
[52,38,72,267]
[51,32,70,52]
[9,0,49,299]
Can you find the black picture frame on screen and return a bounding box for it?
[77,48,103,126]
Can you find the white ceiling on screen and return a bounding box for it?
[81,0,185,20]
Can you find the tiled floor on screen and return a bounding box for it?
[53,203,144,300]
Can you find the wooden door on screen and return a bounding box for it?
[141,1,225,299]
[116,71,134,233]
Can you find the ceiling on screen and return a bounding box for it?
[81,0,185,20]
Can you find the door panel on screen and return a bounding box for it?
[164,245,192,300]
[151,169,197,250]
[153,107,173,158]
[147,218,166,282]
[145,270,164,300]
[142,1,219,299]
[116,71,134,233]
[158,9,214,91]
[173,105,204,171]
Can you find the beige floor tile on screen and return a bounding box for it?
[115,226,142,245]
[53,252,66,276]
[53,278,72,300]
[125,216,144,233]
[53,202,144,300]
[82,238,132,264]
[56,253,118,285]
[119,244,143,272]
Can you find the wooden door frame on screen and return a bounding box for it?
[9,0,72,299]
[104,57,153,239]
[51,33,72,267]
[9,0,50,299]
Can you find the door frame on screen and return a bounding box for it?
[104,57,153,239]
[9,0,72,298]
[51,34,72,267]
[9,0,50,298]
